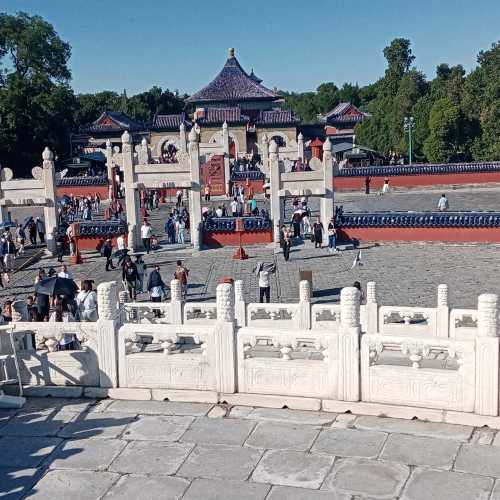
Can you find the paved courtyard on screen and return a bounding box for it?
[2,397,500,499]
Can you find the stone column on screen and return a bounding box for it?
[269,140,282,247]
[105,139,114,201]
[338,287,361,401]
[475,293,499,415]
[179,122,187,153]
[122,131,140,250]
[170,279,183,324]
[365,281,378,334]
[188,128,202,249]
[320,138,334,233]
[138,138,149,165]
[0,168,12,223]
[214,283,236,394]
[261,134,269,176]
[234,279,246,327]
[298,279,311,330]
[222,121,231,195]
[42,147,58,254]
[297,132,304,162]
[96,281,120,388]
[437,284,449,337]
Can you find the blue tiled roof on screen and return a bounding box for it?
[256,109,298,126]
[80,111,145,133]
[187,51,278,104]
[196,107,249,125]
[152,113,191,130]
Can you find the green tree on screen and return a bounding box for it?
[0,12,75,175]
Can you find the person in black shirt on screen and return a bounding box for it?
[122,256,138,300]
[102,239,115,271]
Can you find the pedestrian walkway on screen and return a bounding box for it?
[1,397,499,499]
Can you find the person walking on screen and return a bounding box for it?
[55,232,65,262]
[141,220,152,254]
[328,219,338,253]
[365,176,371,194]
[122,256,138,300]
[282,226,292,262]
[102,238,115,271]
[16,224,25,255]
[2,234,16,284]
[147,265,166,318]
[77,280,98,322]
[177,217,186,244]
[254,262,276,303]
[438,194,449,211]
[381,177,390,195]
[176,189,183,207]
[312,217,324,249]
[292,210,302,239]
[28,220,37,245]
[174,260,189,299]
[135,255,146,294]
[204,184,211,202]
[230,197,239,217]
[36,217,45,243]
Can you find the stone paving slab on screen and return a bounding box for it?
[401,467,494,500]
[57,411,136,439]
[26,469,120,500]
[246,407,336,425]
[354,415,473,441]
[105,399,212,416]
[252,449,334,489]
[245,421,320,451]
[0,436,61,468]
[109,440,193,475]
[312,427,387,459]
[122,414,194,441]
[0,409,77,437]
[102,474,190,500]
[380,433,461,469]
[180,416,256,446]
[267,485,351,500]
[0,467,43,500]
[454,444,500,477]
[322,457,410,498]
[178,444,262,481]
[48,437,126,471]
[182,478,270,500]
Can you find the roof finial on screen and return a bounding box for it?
[228,47,235,58]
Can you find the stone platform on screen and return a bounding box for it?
[1,397,500,499]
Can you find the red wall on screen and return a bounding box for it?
[203,229,273,247]
[338,227,500,244]
[57,185,109,199]
[334,171,500,191]
[75,234,126,251]
[231,179,265,194]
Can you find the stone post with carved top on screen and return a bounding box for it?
[298,279,311,329]
[42,147,58,254]
[170,279,183,324]
[188,128,202,249]
[436,284,449,337]
[338,286,361,401]
[365,281,378,334]
[234,280,246,327]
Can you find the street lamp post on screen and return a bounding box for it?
[403,116,414,165]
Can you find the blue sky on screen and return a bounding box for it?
[3,0,499,95]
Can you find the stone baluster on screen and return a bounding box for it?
[261,134,269,175]
[437,284,450,337]
[170,279,183,324]
[138,137,149,165]
[338,286,361,402]
[298,279,311,330]
[297,132,304,162]
[474,293,500,416]
[105,139,114,200]
[234,280,246,327]
[365,281,378,334]
[42,147,58,254]
[179,122,187,153]
[188,128,202,250]
[222,121,231,194]
[214,282,236,394]
[96,281,120,387]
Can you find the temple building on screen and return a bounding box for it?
[318,102,369,145]
[186,48,299,157]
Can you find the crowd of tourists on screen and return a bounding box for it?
[58,193,102,224]
[229,155,263,174]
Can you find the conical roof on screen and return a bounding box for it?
[187,48,278,104]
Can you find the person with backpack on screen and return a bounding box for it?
[122,256,138,300]
[174,260,189,299]
[147,265,167,317]
[76,280,98,322]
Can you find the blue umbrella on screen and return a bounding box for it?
[0,221,16,230]
[21,216,33,231]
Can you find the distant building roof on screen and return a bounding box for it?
[319,102,369,125]
[255,109,299,126]
[80,111,145,133]
[195,107,249,125]
[152,113,191,131]
[187,48,279,105]
[248,69,263,84]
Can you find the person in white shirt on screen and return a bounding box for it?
[58,264,73,280]
[76,280,98,321]
[140,221,152,254]
[437,194,449,211]
[215,206,223,218]
[176,218,186,244]
[116,234,125,251]
[254,261,276,303]
[230,198,239,217]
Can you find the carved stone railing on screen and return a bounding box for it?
[338,161,500,177]
[203,216,272,232]
[246,303,302,330]
[77,220,127,237]
[311,304,342,331]
[230,171,265,181]
[56,175,108,186]
[336,211,500,228]
[450,309,478,339]
[378,306,438,336]
[123,302,171,324]
[183,302,217,324]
